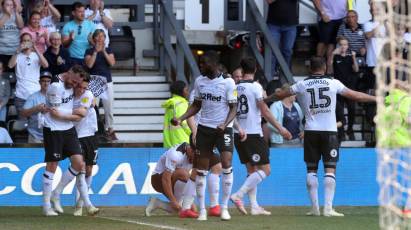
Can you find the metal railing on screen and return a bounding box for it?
[153,0,201,83]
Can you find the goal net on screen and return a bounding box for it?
[374,0,411,229]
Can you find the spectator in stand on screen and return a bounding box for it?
[269,88,304,147]
[20,71,51,143]
[85,0,113,48]
[0,126,12,143]
[84,29,116,140]
[0,0,24,72]
[332,36,359,140]
[336,10,367,57]
[44,32,71,77]
[313,0,347,73]
[21,11,49,54]
[62,2,96,66]
[34,0,61,35]
[0,62,10,126]
[266,0,299,75]
[8,33,49,116]
[232,67,242,84]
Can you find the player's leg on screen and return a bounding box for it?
[180,168,199,218]
[304,131,321,216]
[171,168,189,204]
[322,132,343,217]
[208,153,222,217]
[43,162,59,216]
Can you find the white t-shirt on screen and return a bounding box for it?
[364,20,386,67]
[44,76,74,131]
[193,75,237,129]
[85,8,112,47]
[235,80,264,136]
[40,15,57,34]
[0,127,12,143]
[290,76,347,132]
[15,52,41,100]
[74,90,97,138]
[153,144,192,175]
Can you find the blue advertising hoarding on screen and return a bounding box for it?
[0,148,378,206]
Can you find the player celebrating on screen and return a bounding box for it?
[42,65,98,216]
[145,142,195,216]
[231,57,292,215]
[273,57,375,216]
[71,75,99,216]
[172,51,238,221]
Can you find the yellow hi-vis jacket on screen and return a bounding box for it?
[161,94,191,148]
[378,89,411,148]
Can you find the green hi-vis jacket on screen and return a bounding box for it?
[162,94,191,148]
[378,89,411,148]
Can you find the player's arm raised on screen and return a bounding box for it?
[257,100,292,140]
[341,88,376,103]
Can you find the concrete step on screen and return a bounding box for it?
[99,107,164,115]
[116,132,163,143]
[114,115,163,124]
[114,100,163,108]
[113,75,167,83]
[114,91,170,99]
[113,84,169,92]
[340,141,366,147]
[114,123,163,131]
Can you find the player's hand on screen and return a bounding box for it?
[333,47,341,55]
[170,117,180,126]
[238,128,247,142]
[170,201,181,211]
[280,127,292,140]
[37,103,47,113]
[216,124,226,135]
[50,108,61,118]
[95,43,104,52]
[321,13,331,23]
[99,1,105,13]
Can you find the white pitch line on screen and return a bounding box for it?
[98,216,188,230]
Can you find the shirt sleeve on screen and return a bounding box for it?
[193,78,201,101]
[225,78,238,103]
[104,9,113,20]
[23,94,35,109]
[164,150,180,173]
[62,23,70,37]
[79,91,94,108]
[290,81,304,95]
[333,79,347,94]
[254,83,264,101]
[363,21,374,33]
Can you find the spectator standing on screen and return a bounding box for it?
[8,33,49,116]
[0,62,10,125]
[161,80,191,148]
[266,0,299,75]
[232,67,242,84]
[0,127,12,143]
[44,32,71,77]
[336,10,367,56]
[21,11,49,54]
[35,0,61,35]
[85,0,113,48]
[84,29,116,140]
[0,0,24,72]
[62,2,96,66]
[269,93,304,147]
[313,0,347,73]
[332,36,359,140]
[20,71,51,143]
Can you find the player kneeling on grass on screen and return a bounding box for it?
[231,57,292,216]
[145,142,195,216]
[71,77,99,216]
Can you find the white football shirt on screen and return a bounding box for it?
[44,76,74,131]
[235,80,264,136]
[74,90,97,138]
[85,8,112,47]
[291,76,347,132]
[153,144,192,175]
[193,75,237,129]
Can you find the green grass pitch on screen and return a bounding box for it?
[0,206,378,230]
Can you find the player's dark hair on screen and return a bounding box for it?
[170,80,186,97]
[72,1,85,11]
[240,57,257,74]
[70,65,90,82]
[203,50,220,65]
[310,56,326,73]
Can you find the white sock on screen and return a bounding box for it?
[236,170,266,199]
[182,178,196,210]
[86,175,93,188]
[76,173,92,207]
[221,167,233,209]
[42,171,54,210]
[324,173,336,210]
[196,170,208,211]
[155,199,174,213]
[208,173,220,207]
[306,172,319,210]
[173,180,186,204]
[248,186,259,209]
[53,167,78,198]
